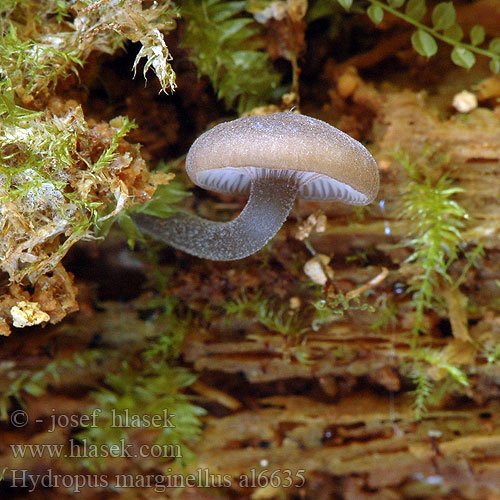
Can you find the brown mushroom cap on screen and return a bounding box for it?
[185,112,379,205]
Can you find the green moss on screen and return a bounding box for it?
[73,295,205,470]
[131,160,191,219]
[395,150,476,418]
[485,343,500,364]
[370,297,399,331]
[0,23,82,97]
[0,350,104,421]
[311,293,375,331]
[219,283,375,346]
[223,291,307,337]
[396,150,469,338]
[1,0,178,100]
[78,364,205,471]
[1,300,206,471]
[181,0,283,113]
[0,90,138,283]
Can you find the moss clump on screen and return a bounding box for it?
[0,0,182,335]
[181,0,283,113]
[395,149,479,418]
[0,89,166,334]
[0,0,178,102]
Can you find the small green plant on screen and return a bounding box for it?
[181,0,283,112]
[222,285,375,340]
[120,159,191,249]
[0,0,178,98]
[71,259,205,471]
[418,348,469,386]
[141,296,194,362]
[311,293,375,331]
[78,363,205,471]
[0,88,141,284]
[408,360,434,420]
[131,171,190,220]
[397,150,468,339]
[485,340,500,365]
[335,0,500,72]
[395,149,476,417]
[407,348,469,420]
[0,350,104,421]
[370,296,399,331]
[223,291,308,337]
[0,23,83,97]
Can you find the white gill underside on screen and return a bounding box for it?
[196,167,367,204]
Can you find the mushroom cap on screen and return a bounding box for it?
[185,112,379,205]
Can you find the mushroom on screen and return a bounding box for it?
[133,112,379,261]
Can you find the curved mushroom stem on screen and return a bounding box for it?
[132,171,299,260]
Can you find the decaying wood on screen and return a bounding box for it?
[187,393,500,499]
[4,61,500,500]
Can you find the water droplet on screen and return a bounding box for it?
[393,282,406,295]
[426,475,443,485]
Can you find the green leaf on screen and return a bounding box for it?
[134,183,190,218]
[23,382,46,396]
[431,2,455,31]
[0,82,42,122]
[490,59,500,74]
[443,364,469,386]
[388,0,405,7]
[210,1,246,21]
[337,0,353,9]
[219,18,253,43]
[443,23,463,42]
[451,46,476,69]
[470,25,485,46]
[411,30,438,58]
[118,213,145,248]
[489,37,500,54]
[367,4,384,24]
[405,0,426,21]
